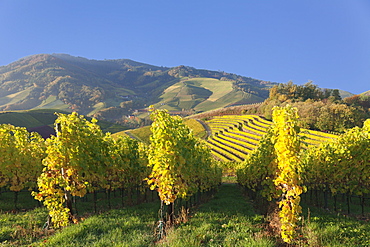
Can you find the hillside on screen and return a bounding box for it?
[362,90,370,96]
[0,109,127,137]
[154,78,265,112]
[0,54,273,123]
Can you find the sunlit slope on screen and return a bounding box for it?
[206,115,338,162]
[154,78,264,112]
[112,118,207,144]
[0,90,70,112]
[0,88,32,107]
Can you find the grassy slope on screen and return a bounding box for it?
[124,125,152,144]
[158,183,274,247]
[113,118,207,144]
[0,112,46,128]
[0,87,132,115]
[195,78,233,102]
[87,102,106,116]
[338,90,354,99]
[0,88,33,107]
[36,95,71,111]
[0,90,71,112]
[0,109,127,133]
[154,78,259,112]
[184,119,207,139]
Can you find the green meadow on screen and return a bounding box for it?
[154,78,260,112]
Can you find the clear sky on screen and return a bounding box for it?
[1,1,370,94]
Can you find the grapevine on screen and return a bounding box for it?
[237,105,304,243]
[303,118,370,197]
[33,112,113,227]
[147,107,221,205]
[272,105,304,243]
[0,124,45,207]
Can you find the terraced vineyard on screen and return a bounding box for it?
[206,115,338,162]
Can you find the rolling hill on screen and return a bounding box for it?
[154,78,265,112]
[362,90,370,96]
[0,54,274,123]
[0,109,127,138]
[0,53,361,127]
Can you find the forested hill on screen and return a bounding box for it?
[0,54,273,122]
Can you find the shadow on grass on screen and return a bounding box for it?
[36,202,160,247]
[158,183,275,247]
[299,201,370,246]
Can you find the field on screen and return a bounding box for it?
[113,118,207,144]
[36,96,71,111]
[114,114,339,162]
[0,88,33,107]
[205,115,338,162]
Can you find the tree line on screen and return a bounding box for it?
[244,81,370,133]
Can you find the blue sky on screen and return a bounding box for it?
[1,1,370,94]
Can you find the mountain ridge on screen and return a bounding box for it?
[0,54,358,124]
[0,54,274,122]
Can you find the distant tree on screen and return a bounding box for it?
[344,94,370,110]
[331,89,342,102]
[344,94,361,105]
[323,88,332,99]
[267,81,325,103]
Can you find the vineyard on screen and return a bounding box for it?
[205,114,338,162]
[0,106,370,246]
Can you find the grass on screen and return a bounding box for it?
[184,119,207,139]
[1,184,370,246]
[298,203,370,246]
[0,189,160,246]
[191,78,233,102]
[111,130,130,139]
[35,203,159,247]
[0,207,51,246]
[157,182,370,247]
[36,96,70,111]
[158,183,274,247]
[0,109,127,134]
[0,112,43,128]
[155,78,256,112]
[194,91,239,112]
[0,88,33,107]
[86,102,106,116]
[118,118,207,144]
[125,125,152,144]
[0,190,50,246]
